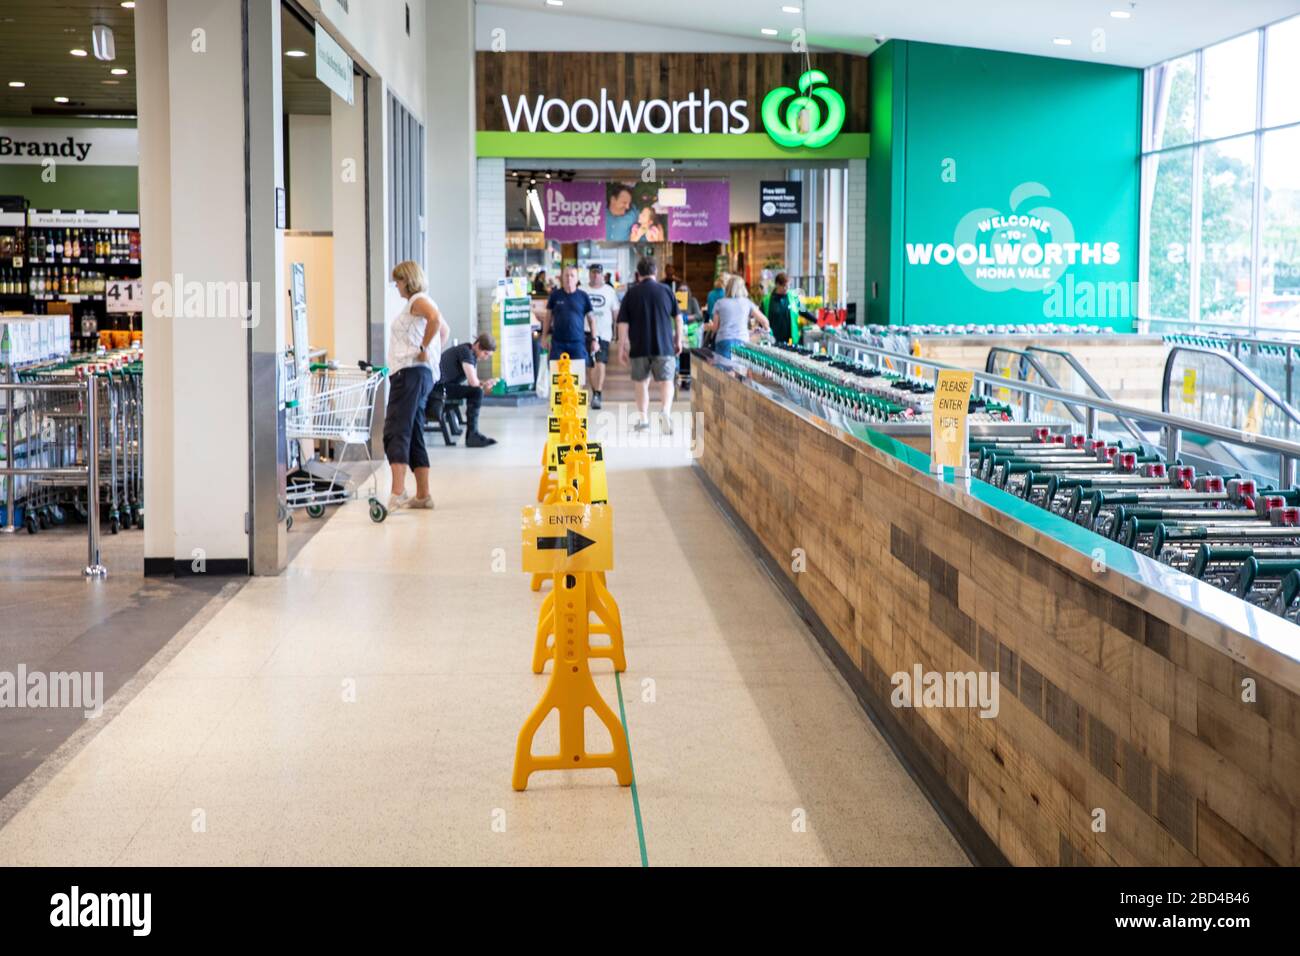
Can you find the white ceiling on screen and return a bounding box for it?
[479,0,1300,67]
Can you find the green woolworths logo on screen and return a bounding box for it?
[761,69,845,148]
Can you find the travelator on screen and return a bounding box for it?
[975,332,1300,490]
[741,330,1300,622]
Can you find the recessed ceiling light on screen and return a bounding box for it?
[761,27,778,36]
[8,81,24,88]
[121,1,136,7]
[100,79,120,85]
[1052,37,1072,46]
[70,48,88,57]
[54,96,69,103]
[1110,9,1131,18]
[110,67,128,75]
[285,49,308,57]
[546,0,563,6]
[782,4,801,11]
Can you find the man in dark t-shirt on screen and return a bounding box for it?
[436,332,498,447]
[543,265,595,363]
[617,256,683,433]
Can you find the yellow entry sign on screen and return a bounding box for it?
[549,359,585,387]
[521,503,613,573]
[1182,369,1197,405]
[557,442,608,504]
[550,384,588,412]
[546,412,588,473]
[931,369,975,470]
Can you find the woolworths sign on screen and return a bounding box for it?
[904,181,1133,320]
[499,72,845,148]
[905,182,1122,291]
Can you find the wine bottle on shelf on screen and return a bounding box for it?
[44,229,53,260]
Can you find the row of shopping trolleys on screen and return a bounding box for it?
[975,429,1300,621]
[5,349,143,535]
[733,341,1017,424]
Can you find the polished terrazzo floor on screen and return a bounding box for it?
[0,370,968,866]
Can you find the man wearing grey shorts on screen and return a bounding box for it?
[617,256,683,433]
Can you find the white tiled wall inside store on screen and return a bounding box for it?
[475,156,507,340]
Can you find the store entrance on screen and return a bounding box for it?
[501,159,855,357]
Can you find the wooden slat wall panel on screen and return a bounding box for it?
[476,52,869,132]
[696,360,1300,866]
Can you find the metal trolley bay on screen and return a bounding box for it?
[284,359,389,524]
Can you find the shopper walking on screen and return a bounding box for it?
[382,260,443,511]
[439,333,500,447]
[704,272,729,323]
[617,256,683,433]
[708,275,770,360]
[543,265,596,365]
[585,264,618,409]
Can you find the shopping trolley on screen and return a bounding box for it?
[284,359,389,523]
[12,350,142,534]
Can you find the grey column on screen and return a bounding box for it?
[425,0,476,343]
[245,0,287,574]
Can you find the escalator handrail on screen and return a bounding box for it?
[1144,316,1300,344]
[1024,345,1151,447]
[1160,343,1300,431]
[982,346,1086,425]
[824,330,1300,461]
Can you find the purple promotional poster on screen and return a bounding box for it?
[667,181,730,244]
[543,182,605,241]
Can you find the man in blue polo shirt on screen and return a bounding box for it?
[543,265,596,365]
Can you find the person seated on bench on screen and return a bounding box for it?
[438,333,499,447]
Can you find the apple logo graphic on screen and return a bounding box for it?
[951,181,1075,293]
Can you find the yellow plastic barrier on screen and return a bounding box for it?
[530,444,625,672]
[513,356,633,789]
[513,490,631,790]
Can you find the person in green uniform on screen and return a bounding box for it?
[764,272,796,345]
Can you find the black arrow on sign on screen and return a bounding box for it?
[536,529,597,556]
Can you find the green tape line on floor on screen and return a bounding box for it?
[614,671,649,868]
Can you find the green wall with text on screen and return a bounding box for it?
[866,41,1141,330]
[0,118,138,211]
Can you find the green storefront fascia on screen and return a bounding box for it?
[475,131,869,161]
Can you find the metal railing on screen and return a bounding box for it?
[1161,344,1300,428]
[1143,316,1300,341]
[0,376,105,577]
[825,330,1300,490]
[988,344,1150,447]
[983,346,1086,426]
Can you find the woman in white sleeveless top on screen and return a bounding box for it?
[383,260,445,511]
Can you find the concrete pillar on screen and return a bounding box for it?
[246,0,288,575]
[135,0,174,572]
[139,0,286,575]
[425,0,476,342]
[846,158,866,314]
